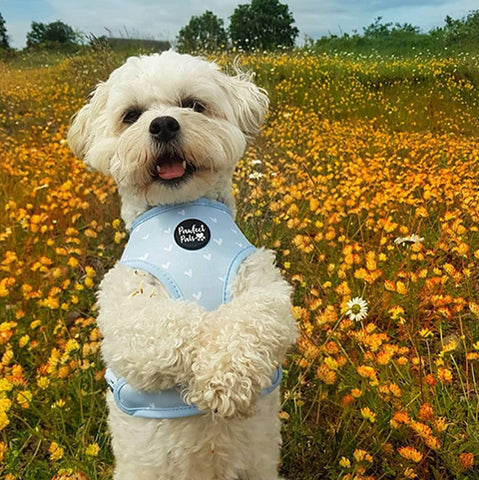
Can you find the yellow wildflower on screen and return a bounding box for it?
[17,390,32,409]
[404,467,418,478]
[0,410,9,431]
[85,443,100,457]
[37,377,50,390]
[0,398,11,413]
[0,441,7,462]
[396,281,408,295]
[357,365,377,380]
[469,302,479,317]
[361,407,376,423]
[351,388,363,398]
[49,442,65,461]
[68,257,79,268]
[0,379,13,393]
[353,449,373,463]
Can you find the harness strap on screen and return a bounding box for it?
[105,367,283,419]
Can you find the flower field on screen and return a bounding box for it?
[1,48,479,479]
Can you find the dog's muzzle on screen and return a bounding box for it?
[149,116,197,183]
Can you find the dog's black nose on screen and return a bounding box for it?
[149,116,180,142]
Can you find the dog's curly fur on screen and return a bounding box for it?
[68,51,298,480]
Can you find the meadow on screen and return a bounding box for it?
[0,46,479,479]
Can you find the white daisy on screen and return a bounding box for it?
[248,172,263,179]
[346,297,369,322]
[394,234,424,245]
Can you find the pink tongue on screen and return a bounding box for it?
[158,161,185,180]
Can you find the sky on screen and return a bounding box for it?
[1,0,477,49]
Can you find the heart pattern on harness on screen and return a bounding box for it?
[121,199,256,311]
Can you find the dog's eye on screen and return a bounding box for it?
[122,109,143,124]
[181,98,205,113]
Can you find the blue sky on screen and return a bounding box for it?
[1,0,477,49]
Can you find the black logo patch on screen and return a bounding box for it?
[174,219,211,250]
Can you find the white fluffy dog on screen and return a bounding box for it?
[68,51,298,480]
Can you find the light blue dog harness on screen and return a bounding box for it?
[106,198,283,418]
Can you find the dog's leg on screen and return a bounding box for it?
[113,464,159,480]
[97,264,205,391]
[236,392,285,480]
[187,249,297,418]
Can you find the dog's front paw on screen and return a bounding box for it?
[188,371,257,419]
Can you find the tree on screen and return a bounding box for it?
[441,10,479,43]
[363,17,420,38]
[176,11,227,53]
[229,0,298,51]
[0,12,9,49]
[26,20,81,49]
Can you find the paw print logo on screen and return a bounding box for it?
[195,232,206,242]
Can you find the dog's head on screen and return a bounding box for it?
[68,51,269,225]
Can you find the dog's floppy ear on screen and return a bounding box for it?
[67,82,111,175]
[219,71,269,141]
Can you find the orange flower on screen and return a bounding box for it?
[335,281,351,297]
[418,403,434,422]
[376,349,393,365]
[396,356,408,366]
[388,383,402,397]
[411,421,433,438]
[384,279,396,291]
[341,394,354,406]
[391,411,410,428]
[357,365,377,380]
[459,452,474,469]
[365,251,377,271]
[437,367,453,383]
[51,470,88,480]
[398,446,423,463]
[316,364,337,385]
[323,341,340,355]
[424,435,441,450]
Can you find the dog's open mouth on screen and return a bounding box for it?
[154,154,196,184]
